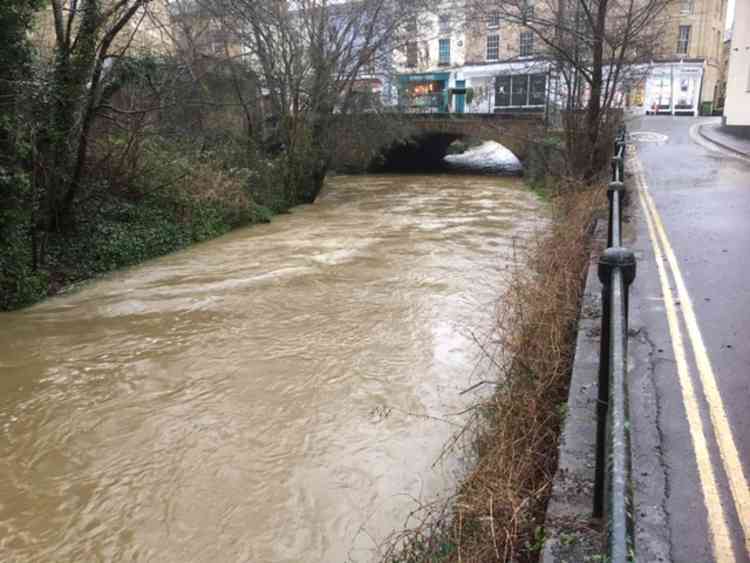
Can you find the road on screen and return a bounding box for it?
[627,116,750,563]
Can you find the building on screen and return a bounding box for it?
[393,2,470,112]
[638,0,729,115]
[714,29,733,113]
[392,0,732,117]
[461,3,553,114]
[394,0,553,114]
[168,0,245,61]
[31,1,176,59]
[723,0,750,128]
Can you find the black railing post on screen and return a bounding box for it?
[594,255,613,518]
[608,181,624,248]
[619,257,637,562]
[612,154,623,183]
[621,250,636,329]
[611,155,619,182]
[596,247,637,559]
[595,125,635,549]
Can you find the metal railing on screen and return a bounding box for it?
[593,127,636,562]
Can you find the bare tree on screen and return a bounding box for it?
[35,0,153,234]
[200,0,427,204]
[468,0,674,177]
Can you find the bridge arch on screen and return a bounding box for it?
[404,113,544,162]
[377,131,467,171]
[330,112,545,173]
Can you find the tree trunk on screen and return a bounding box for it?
[584,0,608,179]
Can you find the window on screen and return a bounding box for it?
[488,10,500,28]
[511,74,529,105]
[406,16,417,33]
[677,25,690,54]
[495,74,547,107]
[487,34,500,60]
[680,0,693,15]
[402,79,448,112]
[520,31,533,56]
[438,38,451,65]
[496,76,511,106]
[406,41,418,67]
[439,14,450,34]
[529,73,546,105]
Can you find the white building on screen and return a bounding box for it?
[723,0,750,128]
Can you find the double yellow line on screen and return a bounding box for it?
[633,152,750,561]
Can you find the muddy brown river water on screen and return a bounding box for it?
[0,174,541,563]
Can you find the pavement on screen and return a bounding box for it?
[626,115,750,562]
[697,121,750,159]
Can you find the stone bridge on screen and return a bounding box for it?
[403,113,546,161]
[331,112,546,172]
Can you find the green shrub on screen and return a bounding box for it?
[1,125,288,310]
[0,236,48,310]
[525,135,567,196]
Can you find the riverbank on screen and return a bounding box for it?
[0,138,523,312]
[0,165,276,311]
[382,181,606,562]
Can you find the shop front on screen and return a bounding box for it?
[456,60,552,114]
[398,72,451,113]
[643,61,704,116]
[494,73,547,110]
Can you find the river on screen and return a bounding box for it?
[0,174,541,563]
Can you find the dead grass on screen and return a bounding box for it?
[380,181,606,563]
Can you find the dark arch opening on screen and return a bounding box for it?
[372,132,522,175]
[373,132,465,173]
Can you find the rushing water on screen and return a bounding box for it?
[0,174,541,563]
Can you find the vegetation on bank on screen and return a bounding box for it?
[0,0,417,312]
[0,47,281,311]
[0,150,276,310]
[381,179,606,562]
[0,1,270,310]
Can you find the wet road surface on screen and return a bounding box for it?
[628,116,750,562]
[0,174,542,563]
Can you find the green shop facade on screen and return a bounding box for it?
[397,72,452,113]
[397,61,552,114]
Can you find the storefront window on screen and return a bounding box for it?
[511,74,528,105]
[643,64,702,114]
[529,74,546,105]
[399,74,449,112]
[495,76,511,106]
[494,74,547,108]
